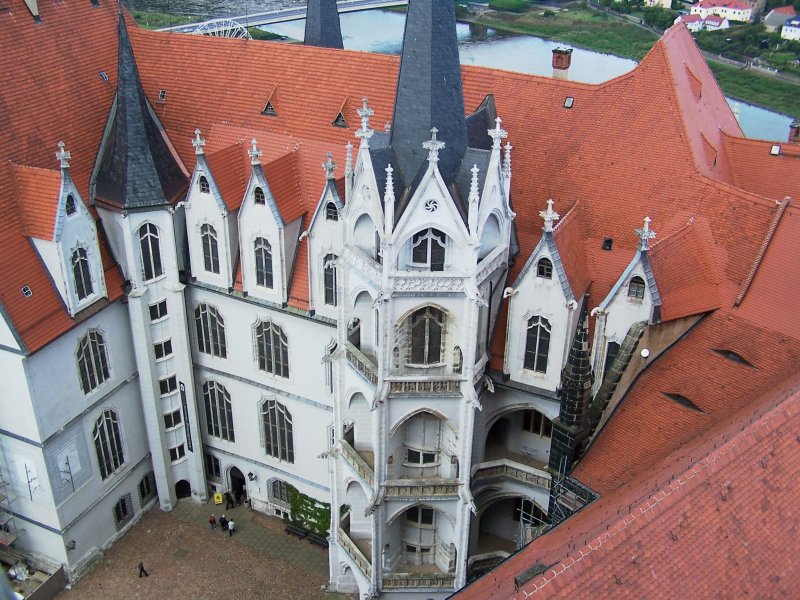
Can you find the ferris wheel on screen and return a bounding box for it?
[193,18,253,40]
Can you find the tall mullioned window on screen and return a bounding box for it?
[77,330,110,394]
[139,223,163,281]
[203,380,235,442]
[262,399,294,462]
[254,237,274,288]
[194,303,227,358]
[94,409,124,480]
[524,316,551,374]
[254,320,289,377]
[410,228,446,271]
[71,247,93,300]
[201,224,220,274]
[324,253,337,306]
[409,307,445,365]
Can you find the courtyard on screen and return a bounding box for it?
[57,499,354,600]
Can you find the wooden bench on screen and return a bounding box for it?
[307,532,329,548]
[284,523,307,539]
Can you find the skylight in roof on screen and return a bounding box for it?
[99,71,109,82]
[712,348,755,368]
[21,285,32,297]
[157,90,167,102]
[564,97,574,109]
[770,145,781,156]
[332,112,347,128]
[262,100,277,117]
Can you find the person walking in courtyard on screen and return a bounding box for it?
[219,514,228,533]
[225,491,235,509]
[228,518,235,537]
[137,561,149,577]
[209,513,216,531]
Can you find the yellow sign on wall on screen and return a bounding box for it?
[213,492,223,505]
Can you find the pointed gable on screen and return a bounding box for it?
[264,151,304,224]
[94,14,187,210]
[205,141,250,211]
[12,164,62,240]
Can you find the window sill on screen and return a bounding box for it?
[142,274,167,285]
[170,456,188,466]
[404,362,446,370]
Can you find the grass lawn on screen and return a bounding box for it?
[709,63,800,116]
[131,10,197,30]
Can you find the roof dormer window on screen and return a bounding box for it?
[65,194,76,216]
[199,176,210,194]
[536,257,553,279]
[628,276,646,300]
[325,202,338,221]
[254,187,265,205]
[332,112,347,128]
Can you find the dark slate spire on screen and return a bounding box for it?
[548,297,594,476]
[389,0,467,186]
[304,0,343,49]
[94,13,187,210]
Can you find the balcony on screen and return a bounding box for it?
[472,458,551,491]
[337,526,372,579]
[382,479,460,500]
[383,571,456,590]
[387,378,461,397]
[340,439,375,488]
[345,341,378,385]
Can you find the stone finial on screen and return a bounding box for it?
[192,129,206,155]
[56,141,71,169]
[345,142,354,176]
[384,164,395,204]
[469,164,480,204]
[355,97,374,142]
[423,127,446,163]
[488,116,508,151]
[322,152,336,179]
[636,216,656,251]
[248,138,262,166]
[540,199,560,233]
[503,141,512,178]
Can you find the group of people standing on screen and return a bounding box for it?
[209,512,235,537]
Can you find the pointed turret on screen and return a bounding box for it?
[304,0,344,49]
[94,13,187,210]
[389,0,467,186]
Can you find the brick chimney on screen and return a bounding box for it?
[552,47,573,81]
[790,118,800,144]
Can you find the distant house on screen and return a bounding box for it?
[675,12,730,30]
[645,0,673,9]
[764,6,796,32]
[690,0,752,22]
[782,16,800,40]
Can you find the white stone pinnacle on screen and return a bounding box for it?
[322,152,336,179]
[540,199,560,233]
[192,129,206,155]
[469,164,480,204]
[355,97,374,142]
[504,141,513,177]
[384,164,395,203]
[636,216,656,251]
[56,141,71,169]
[423,127,446,163]
[248,138,262,165]
[345,142,353,176]
[489,116,508,150]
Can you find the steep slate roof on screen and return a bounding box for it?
[304,0,344,50]
[454,377,800,599]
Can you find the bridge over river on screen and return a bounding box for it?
[157,0,407,34]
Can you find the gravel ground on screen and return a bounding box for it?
[57,507,330,600]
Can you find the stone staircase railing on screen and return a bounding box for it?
[337,526,372,579]
[340,439,375,487]
[345,341,378,385]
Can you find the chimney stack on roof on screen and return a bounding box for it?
[552,47,573,81]
[790,118,800,144]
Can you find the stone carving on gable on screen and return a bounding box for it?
[393,276,465,293]
[342,246,381,287]
[476,252,507,284]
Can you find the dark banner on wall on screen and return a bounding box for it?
[180,382,193,452]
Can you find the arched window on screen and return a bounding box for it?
[410,228,446,271]
[254,187,266,205]
[77,330,110,394]
[203,380,235,442]
[325,202,338,221]
[94,409,124,480]
[139,223,163,281]
[72,247,93,300]
[200,224,220,274]
[198,175,210,193]
[409,307,444,365]
[254,320,289,377]
[453,346,463,374]
[523,409,552,438]
[324,253,337,306]
[537,257,553,279]
[254,237,273,289]
[262,399,294,462]
[65,194,76,216]
[524,316,551,374]
[194,303,227,358]
[628,276,646,300]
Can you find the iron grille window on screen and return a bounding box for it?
[200,224,220,274]
[203,380,235,442]
[270,478,292,506]
[262,399,294,462]
[205,453,221,480]
[325,202,338,221]
[199,175,210,193]
[409,307,444,365]
[524,316,551,374]
[72,247,94,300]
[323,254,337,306]
[254,320,289,377]
[194,304,227,358]
[628,276,646,300]
[77,330,110,394]
[254,237,274,288]
[94,409,124,480]
[65,194,76,215]
[138,472,155,504]
[523,410,552,438]
[537,258,553,279]
[139,223,163,281]
[410,228,446,271]
[112,493,134,530]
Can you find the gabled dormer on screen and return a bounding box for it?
[184,130,243,289]
[15,143,107,316]
[308,152,345,318]
[591,217,661,385]
[504,200,584,393]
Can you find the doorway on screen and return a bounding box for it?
[229,467,246,505]
[175,479,191,499]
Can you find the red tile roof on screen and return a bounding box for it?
[695,0,751,9]
[772,5,796,14]
[204,142,250,212]
[11,164,62,240]
[721,132,800,199]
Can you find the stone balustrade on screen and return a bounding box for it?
[337,526,372,579]
[387,379,461,396]
[382,479,460,499]
[471,459,551,490]
[382,573,456,589]
[340,439,375,487]
[345,341,378,385]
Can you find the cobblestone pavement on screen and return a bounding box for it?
[57,499,355,600]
